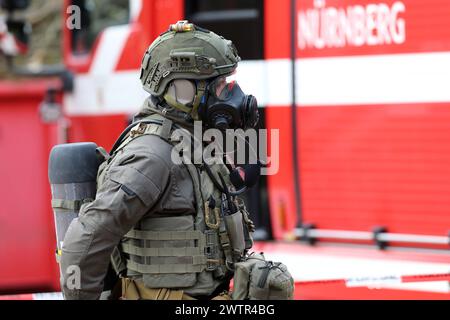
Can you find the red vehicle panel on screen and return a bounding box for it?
[0,80,60,292]
[0,0,449,299]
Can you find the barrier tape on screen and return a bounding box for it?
[296,272,450,288]
[0,292,63,300]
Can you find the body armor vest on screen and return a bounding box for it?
[98,113,254,297]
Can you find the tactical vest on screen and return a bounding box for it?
[97,113,254,297]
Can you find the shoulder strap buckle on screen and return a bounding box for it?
[130,122,148,138]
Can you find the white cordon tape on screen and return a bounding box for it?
[345,275,402,288]
[0,292,63,300]
[296,272,450,288]
[32,292,63,300]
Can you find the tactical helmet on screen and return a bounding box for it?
[140,20,241,97]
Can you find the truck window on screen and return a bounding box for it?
[71,0,129,55]
[185,0,264,60]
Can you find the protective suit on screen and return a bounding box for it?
[60,21,257,300]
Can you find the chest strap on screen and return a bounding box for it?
[126,258,206,274]
[124,229,204,241]
[122,229,223,274]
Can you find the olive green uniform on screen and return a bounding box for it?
[61,99,243,300]
[60,21,250,300]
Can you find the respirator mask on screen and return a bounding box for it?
[164,77,261,194]
[200,76,261,194]
[164,76,259,130]
[199,76,259,130]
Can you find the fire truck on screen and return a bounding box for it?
[1,0,450,299]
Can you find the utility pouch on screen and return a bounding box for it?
[223,211,246,259]
[232,252,294,300]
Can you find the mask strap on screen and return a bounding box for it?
[163,80,207,120]
[162,92,193,114]
[190,80,207,120]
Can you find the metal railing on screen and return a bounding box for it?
[294,227,450,247]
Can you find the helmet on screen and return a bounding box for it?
[140,20,241,98]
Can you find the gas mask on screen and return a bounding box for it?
[163,77,261,194]
[164,77,259,130]
[199,76,259,130]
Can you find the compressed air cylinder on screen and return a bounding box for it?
[48,142,101,262]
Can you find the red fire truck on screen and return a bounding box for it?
[1,0,450,299]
